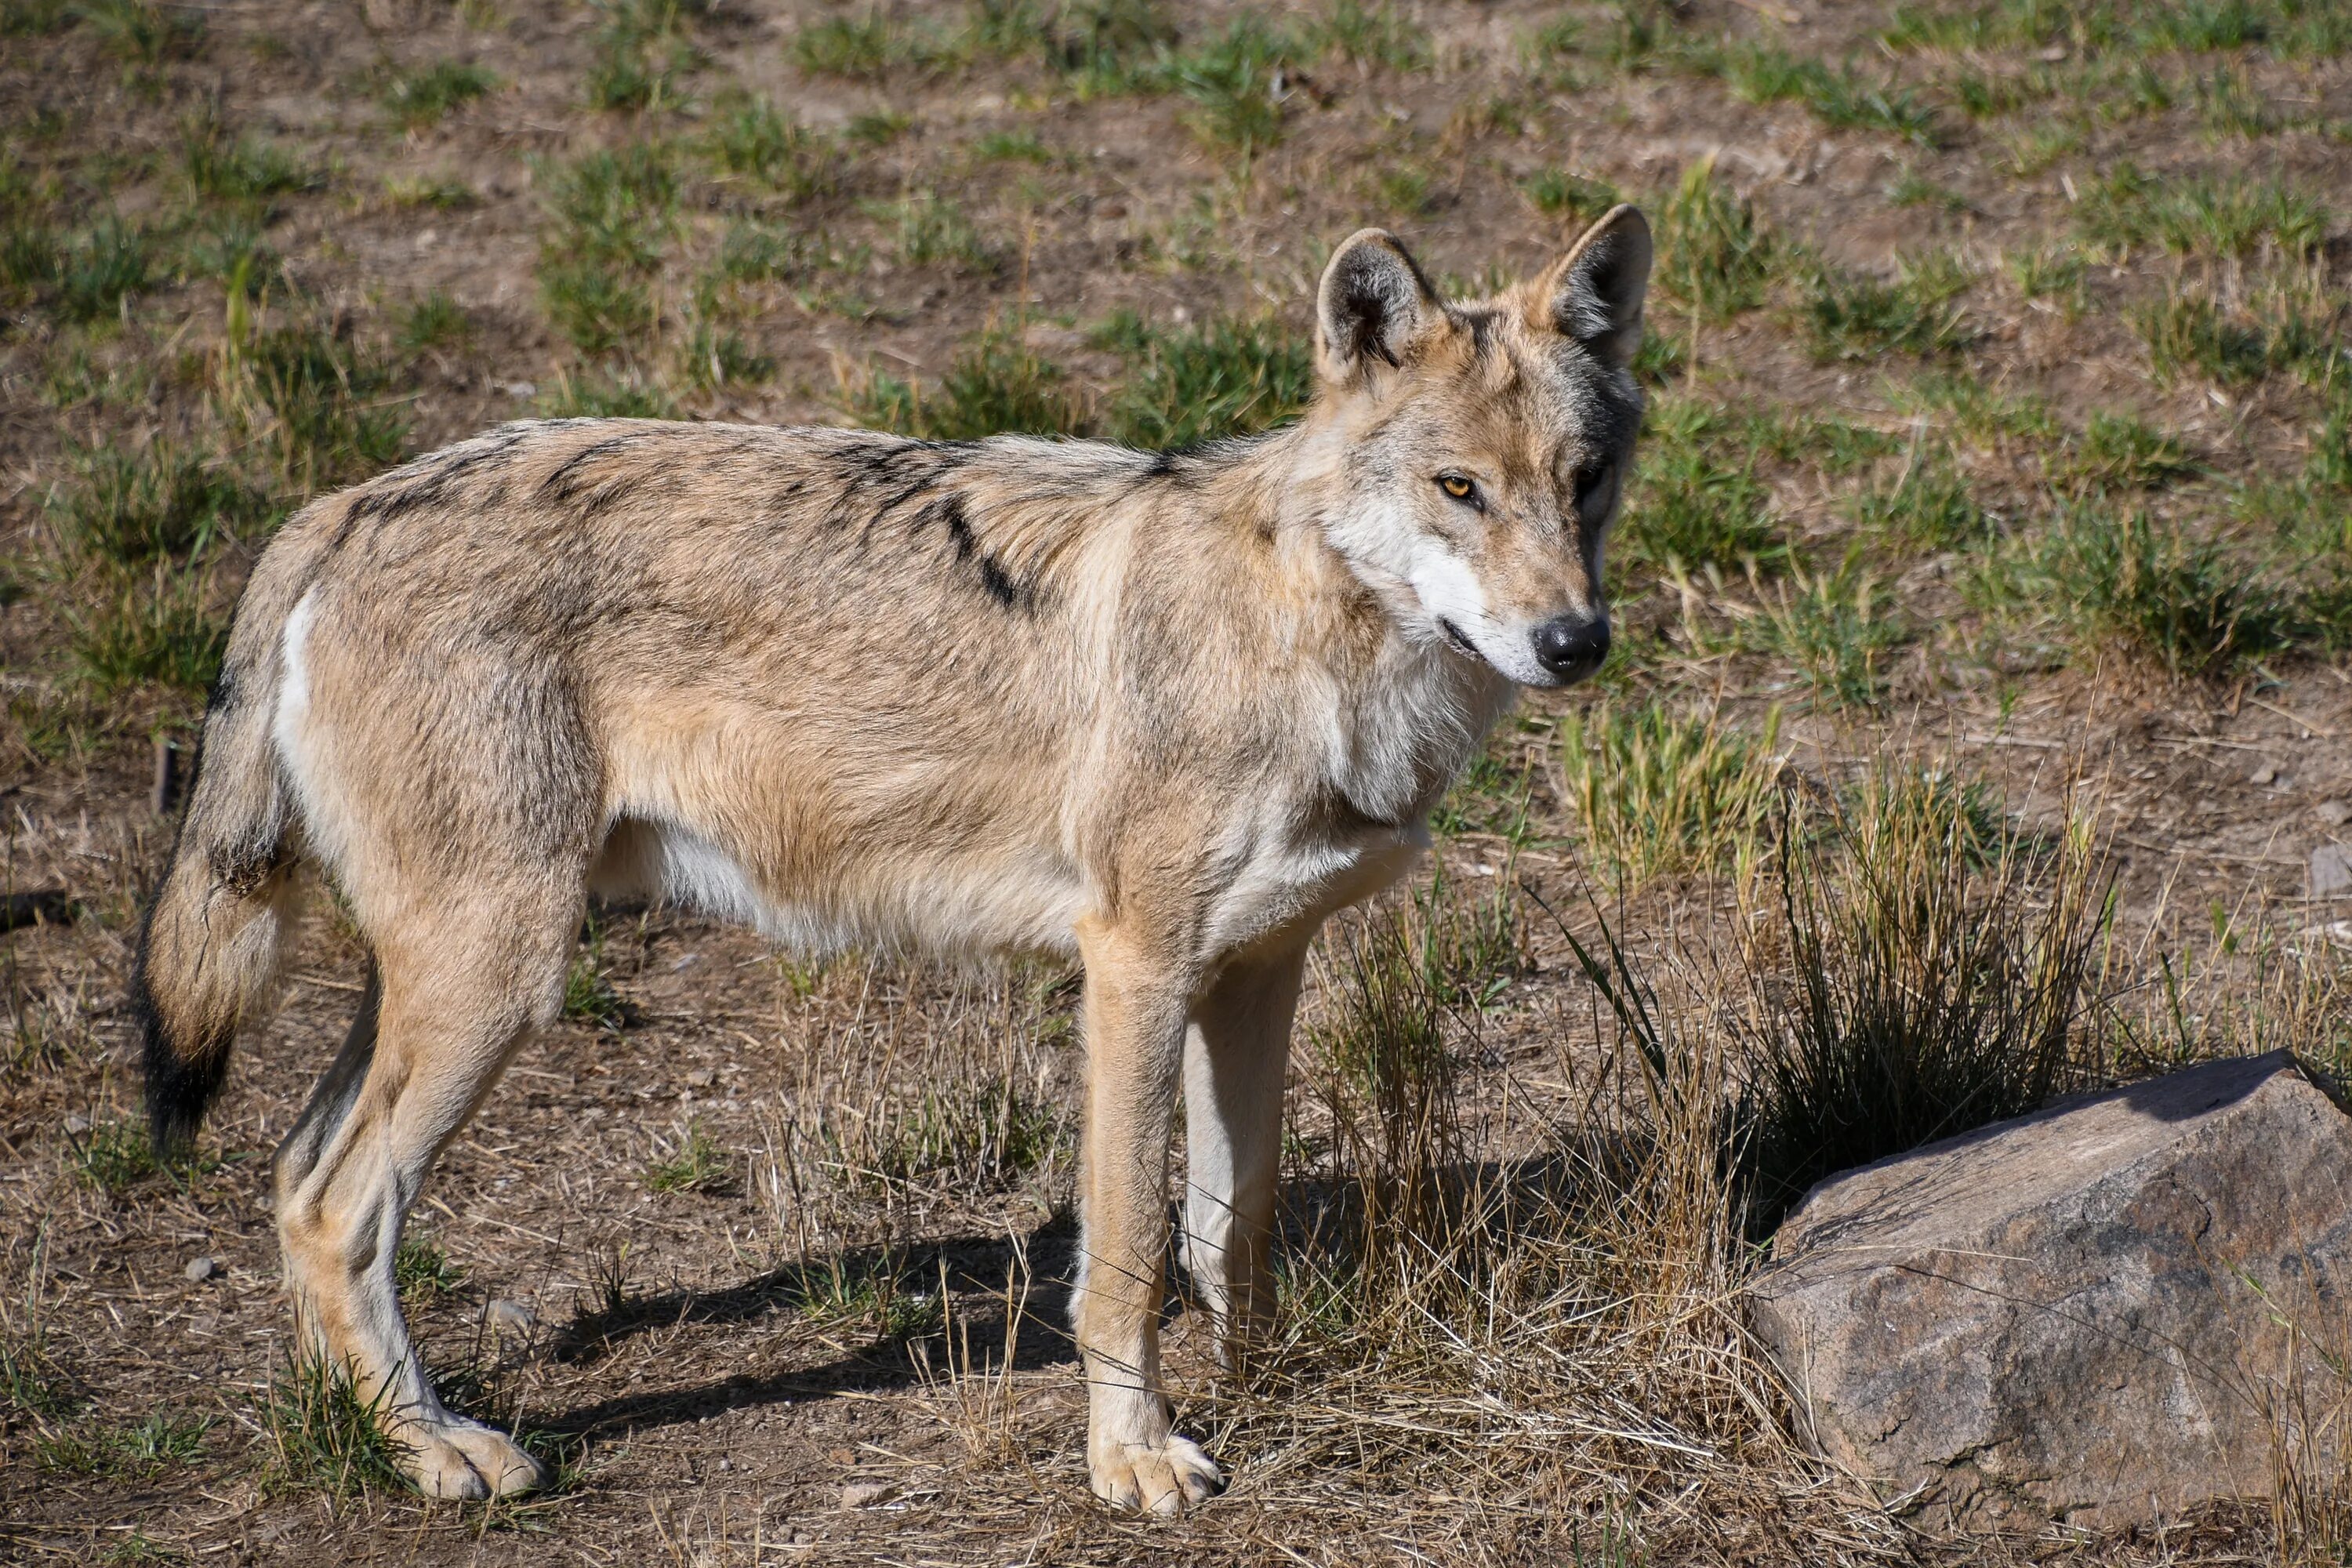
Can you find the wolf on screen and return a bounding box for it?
[132,207,1650,1513]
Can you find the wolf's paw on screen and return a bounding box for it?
[399,1417,547,1501]
[1088,1432,1223,1516]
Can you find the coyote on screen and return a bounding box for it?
[135,209,1650,1512]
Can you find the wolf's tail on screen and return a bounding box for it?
[134,537,321,1155]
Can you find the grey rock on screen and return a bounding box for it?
[2314,843,2352,898]
[183,1255,218,1283]
[487,1298,535,1334]
[2315,800,2350,829]
[1750,1051,2352,1532]
[840,1481,894,1510]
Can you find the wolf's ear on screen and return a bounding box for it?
[1316,228,1443,382]
[1531,204,1651,370]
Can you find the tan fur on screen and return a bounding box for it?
[133,210,1652,1510]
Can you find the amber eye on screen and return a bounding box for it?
[1437,473,1478,503]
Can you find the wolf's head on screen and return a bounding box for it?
[1307,207,1650,688]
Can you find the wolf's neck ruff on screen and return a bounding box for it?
[132,207,1653,1513]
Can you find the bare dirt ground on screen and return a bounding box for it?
[3,0,2350,1562]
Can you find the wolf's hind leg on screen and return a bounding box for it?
[271,894,576,1500]
[1181,938,1308,1362]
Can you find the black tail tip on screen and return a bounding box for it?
[132,957,228,1160]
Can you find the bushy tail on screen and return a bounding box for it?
[135,546,316,1155]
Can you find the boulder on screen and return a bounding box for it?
[1750,1051,2352,1531]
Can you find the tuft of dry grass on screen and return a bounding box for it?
[1724,768,2111,1229]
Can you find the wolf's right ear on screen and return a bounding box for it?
[1316,229,1442,383]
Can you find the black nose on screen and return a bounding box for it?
[1532,614,1610,681]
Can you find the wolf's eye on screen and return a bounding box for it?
[1573,463,1616,514]
[1437,473,1479,504]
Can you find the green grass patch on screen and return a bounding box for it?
[56,215,150,322]
[706,96,836,196]
[382,174,478,210]
[1519,169,1621,224]
[397,291,472,353]
[1094,311,1312,449]
[539,369,680,419]
[1732,554,1911,706]
[180,114,315,203]
[563,920,631,1029]
[870,191,999,274]
[36,1412,208,1478]
[393,1236,465,1302]
[846,334,1084,440]
[1848,450,1987,547]
[2131,291,2271,387]
[225,314,406,489]
[1703,40,1941,146]
[1165,15,1297,158]
[379,60,498,129]
[1621,445,1779,573]
[257,1356,411,1498]
[1803,257,1972,361]
[1557,699,1784,886]
[1308,0,1428,70]
[793,6,956,80]
[69,568,227,696]
[50,441,267,561]
[74,0,201,65]
[2052,412,2196,494]
[645,1120,731,1194]
[65,1115,219,1192]
[676,320,773,391]
[2038,506,2295,677]
[1653,159,1773,322]
[1739,408,1905,474]
[2076,165,2328,260]
[585,0,703,111]
[536,143,676,353]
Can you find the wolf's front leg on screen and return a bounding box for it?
[1072,918,1223,1515]
[1181,938,1309,1362]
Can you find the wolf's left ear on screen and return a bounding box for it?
[1317,228,1443,382]
[1532,204,1652,370]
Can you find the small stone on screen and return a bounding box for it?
[841,1481,893,1510]
[2314,844,2352,898]
[2252,761,2278,786]
[64,1112,90,1135]
[488,1298,535,1333]
[503,380,537,399]
[2317,800,2351,829]
[685,1068,715,1088]
[716,1455,731,1472]
[183,1255,218,1283]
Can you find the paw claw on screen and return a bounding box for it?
[400,1417,547,1501]
[1090,1433,1222,1516]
